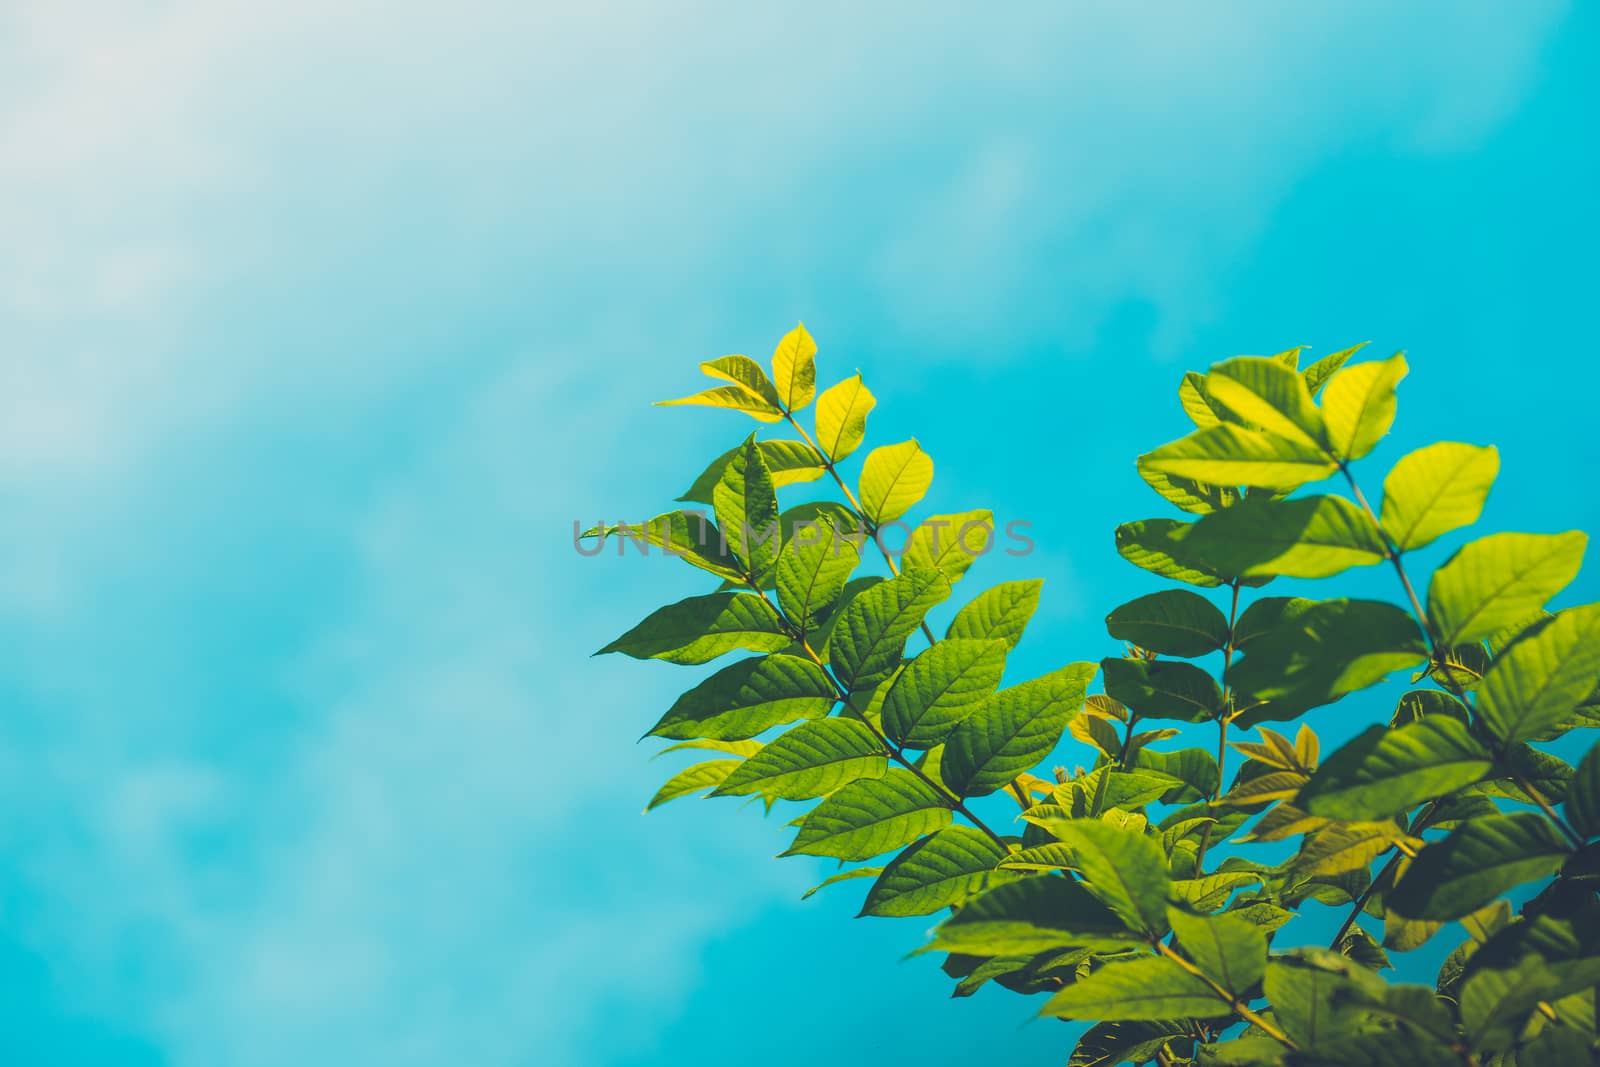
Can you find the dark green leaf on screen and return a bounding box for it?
[1115,518,1225,588]
[1389,813,1572,920]
[1042,956,1227,1021]
[1049,818,1171,936]
[1475,602,1600,745]
[930,875,1138,955]
[1299,718,1492,821]
[1106,589,1230,658]
[1567,739,1600,840]
[1102,658,1223,723]
[1177,495,1387,579]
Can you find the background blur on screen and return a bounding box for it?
[3,3,1599,1064]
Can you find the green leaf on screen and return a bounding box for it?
[598,592,791,664]
[1302,342,1368,397]
[1177,495,1387,579]
[1140,423,1336,492]
[1179,371,1233,429]
[1106,589,1229,657]
[902,510,994,583]
[648,654,838,740]
[657,355,785,421]
[1042,956,1226,1021]
[943,663,1097,797]
[800,866,881,901]
[930,874,1138,955]
[1293,823,1403,877]
[1321,351,1407,461]
[1167,908,1267,997]
[858,439,934,525]
[783,768,952,860]
[1459,953,1600,1053]
[1230,599,1427,726]
[1389,813,1572,920]
[814,373,876,461]
[587,511,744,580]
[1138,465,1240,515]
[712,435,782,578]
[859,826,1012,917]
[1116,518,1226,588]
[1265,949,1386,1050]
[1101,658,1223,723]
[828,566,952,690]
[1196,1037,1286,1066]
[655,738,763,759]
[1169,872,1262,912]
[1426,531,1587,647]
[1070,1021,1194,1067]
[770,323,817,411]
[946,579,1042,650]
[677,440,826,504]
[1205,356,1328,450]
[646,759,740,810]
[713,717,888,800]
[775,521,861,637]
[1298,718,1492,821]
[1475,603,1600,745]
[882,639,1009,749]
[1378,442,1498,552]
[1567,739,1600,840]
[1048,818,1171,935]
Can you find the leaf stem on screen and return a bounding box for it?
[1194,581,1243,872]
[1153,940,1296,1049]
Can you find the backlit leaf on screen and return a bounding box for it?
[1426,531,1586,647]
[1474,602,1600,745]
[1167,908,1267,997]
[858,439,934,525]
[1116,518,1226,588]
[946,579,1043,650]
[713,717,888,800]
[713,435,781,577]
[814,373,876,461]
[1379,442,1498,552]
[1322,352,1407,461]
[598,592,791,664]
[943,663,1097,797]
[783,768,952,860]
[649,654,837,740]
[646,759,740,810]
[770,323,817,411]
[1205,356,1328,450]
[1048,818,1170,936]
[677,440,826,504]
[1177,495,1387,579]
[1140,423,1336,492]
[775,520,861,637]
[902,510,994,583]
[931,874,1138,955]
[1043,957,1227,1021]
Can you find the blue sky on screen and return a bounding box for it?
[2,2,1598,1064]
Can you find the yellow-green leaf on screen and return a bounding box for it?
[815,373,876,461]
[1321,352,1407,461]
[858,439,934,525]
[1205,356,1328,450]
[770,323,817,411]
[1379,442,1498,552]
[1426,531,1586,647]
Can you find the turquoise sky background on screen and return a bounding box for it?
[4,3,1599,1064]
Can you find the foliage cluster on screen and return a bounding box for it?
[584,326,1600,1066]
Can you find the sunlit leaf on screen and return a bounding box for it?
[902,510,994,583]
[713,717,888,800]
[858,439,934,525]
[943,663,1097,797]
[1140,423,1336,492]
[881,638,1009,749]
[775,519,861,637]
[783,768,952,860]
[1048,818,1171,936]
[1042,957,1227,1021]
[930,874,1138,956]
[1177,494,1387,579]
[646,759,740,810]
[946,579,1043,650]
[1378,442,1498,552]
[1474,602,1600,745]
[1205,356,1328,450]
[1322,352,1407,461]
[598,592,791,664]
[1298,718,1492,821]
[648,654,837,740]
[1167,908,1267,997]
[829,566,952,690]
[1426,530,1586,647]
[770,323,817,411]
[814,373,876,461]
